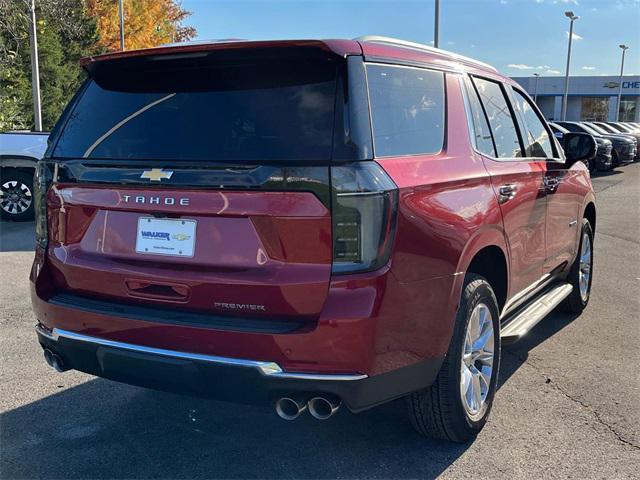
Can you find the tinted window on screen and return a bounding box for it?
[367,64,444,157]
[584,123,609,135]
[511,89,555,158]
[557,122,582,133]
[472,77,522,158]
[594,123,617,133]
[53,59,338,161]
[463,76,496,156]
[610,123,630,132]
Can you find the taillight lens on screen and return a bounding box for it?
[331,162,398,274]
[34,161,51,248]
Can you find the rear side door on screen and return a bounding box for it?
[464,75,547,298]
[509,87,582,272]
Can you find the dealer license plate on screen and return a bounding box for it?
[135,217,196,257]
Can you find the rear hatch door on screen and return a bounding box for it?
[44,44,351,328]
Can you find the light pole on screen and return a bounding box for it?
[561,11,579,121]
[434,0,440,48]
[28,0,42,131]
[533,73,540,104]
[118,0,125,51]
[617,44,629,121]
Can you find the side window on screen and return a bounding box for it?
[472,77,522,159]
[462,76,496,157]
[561,123,580,133]
[366,64,445,157]
[511,89,556,158]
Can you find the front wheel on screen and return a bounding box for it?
[584,158,594,174]
[611,151,620,168]
[560,218,594,313]
[406,274,501,442]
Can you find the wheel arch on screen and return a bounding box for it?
[453,226,510,314]
[583,201,596,233]
[0,155,38,172]
[465,246,508,313]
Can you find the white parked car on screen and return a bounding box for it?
[0,131,49,220]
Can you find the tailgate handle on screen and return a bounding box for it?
[125,279,190,302]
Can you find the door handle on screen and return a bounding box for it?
[498,184,517,203]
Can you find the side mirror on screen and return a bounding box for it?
[562,132,596,167]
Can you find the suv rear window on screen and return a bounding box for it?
[366,64,444,157]
[52,58,338,162]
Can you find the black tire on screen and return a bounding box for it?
[0,169,35,221]
[406,274,501,443]
[584,158,594,174]
[560,218,594,313]
[611,151,620,167]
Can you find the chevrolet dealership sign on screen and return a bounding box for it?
[512,75,640,96]
[603,81,640,89]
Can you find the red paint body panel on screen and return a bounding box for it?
[480,158,548,297]
[544,162,591,271]
[33,259,455,375]
[45,185,332,321]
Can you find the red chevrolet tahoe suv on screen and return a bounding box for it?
[32,37,597,442]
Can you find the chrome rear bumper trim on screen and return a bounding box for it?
[35,324,367,381]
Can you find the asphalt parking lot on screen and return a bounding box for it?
[1,164,639,479]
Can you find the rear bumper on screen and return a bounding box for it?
[36,324,443,412]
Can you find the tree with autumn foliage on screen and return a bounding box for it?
[85,0,196,52]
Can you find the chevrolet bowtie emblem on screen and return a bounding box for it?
[140,168,174,182]
[172,233,191,241]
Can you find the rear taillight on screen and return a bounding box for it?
[331,162,398,274]
[34,161,52,248]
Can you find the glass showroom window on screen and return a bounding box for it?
[580,97,609,121]
[619,99,637,122]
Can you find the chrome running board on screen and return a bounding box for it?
[500,282,573,345]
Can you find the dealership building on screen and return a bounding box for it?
[512,75,640,122]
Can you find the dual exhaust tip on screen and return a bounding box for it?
[43,349,68,372]
[275,395,341,421]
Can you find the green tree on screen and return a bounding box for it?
[0,0,97,131]
[0,0,195,132]
[0,0,31,129]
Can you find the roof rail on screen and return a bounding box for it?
[161,38,248,48]
[354,35,498,73]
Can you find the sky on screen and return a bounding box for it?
[181,0,640,77]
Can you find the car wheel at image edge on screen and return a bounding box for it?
[406,274,501,443]
[560,218,594,313]
[0,170,35,221]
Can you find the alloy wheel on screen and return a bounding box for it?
[578,232,592,302]
[0,180,33,216]
[460,303,495,419]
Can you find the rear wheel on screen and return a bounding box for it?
[0,170,35,221]
[560,218,594,313]
[406,274,501,442]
